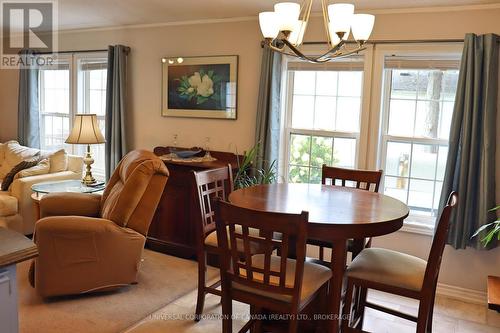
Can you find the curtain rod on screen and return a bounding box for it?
[303,39,465,45]
[35,46,131,55]
[304,37,500,44]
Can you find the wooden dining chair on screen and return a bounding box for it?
[341,192,458,333]
[193,165,263,321]
[215,199,332,333]
[309,165,383,263]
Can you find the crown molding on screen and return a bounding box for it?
[56,3,500,35]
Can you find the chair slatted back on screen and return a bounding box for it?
[321,165,383,192]
[423,192,458,289]
[215,199,309,303]
[193,165,233,237]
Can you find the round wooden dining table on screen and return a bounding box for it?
[228,183,409,333]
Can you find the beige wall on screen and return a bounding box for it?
[0,6,500,293]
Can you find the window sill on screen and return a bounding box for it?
[400,221,435,236]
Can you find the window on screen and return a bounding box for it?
[39,53,108,179]
[380,57,460,226]
[284,60,364,183]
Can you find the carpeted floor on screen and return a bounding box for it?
[16,249,218,333]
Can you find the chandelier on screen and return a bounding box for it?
[259,1,375,63]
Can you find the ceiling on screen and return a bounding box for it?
[48,0,500,30]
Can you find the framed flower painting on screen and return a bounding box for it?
[161,55,238,119]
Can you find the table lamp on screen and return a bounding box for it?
[66,114,105,185]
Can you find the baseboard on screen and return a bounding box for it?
[436,283,487,305]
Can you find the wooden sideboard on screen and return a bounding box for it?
[146,146,240,258]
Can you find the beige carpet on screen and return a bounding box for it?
[17,249,218,333]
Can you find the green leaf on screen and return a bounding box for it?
[199,69,205,77]
[488,205,500,212]
[208,70,214,77]
[471,222,496,238]
[196,96,208,105]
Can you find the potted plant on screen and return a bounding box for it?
[233,143,277,190]
[472,205,500,247]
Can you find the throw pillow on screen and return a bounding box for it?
[1,156,40,191]
[48,149,68,173]
[0,141,40,180]
[14,158,50,179]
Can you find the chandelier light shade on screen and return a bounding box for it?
[351,14,375,42]
[259,1,375,63]
[259,12,280,39]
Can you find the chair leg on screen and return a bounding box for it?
[355,286,368,330]
[250,306,263,333]
[416,299,432,333]
[341,279,355,331]
[221,286,232,333]
[195,250,207,321]
[288,312,299,333]
[427,285,437,333]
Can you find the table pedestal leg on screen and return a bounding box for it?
[329,239,347,333]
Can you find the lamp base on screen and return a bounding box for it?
[82,144,97,185]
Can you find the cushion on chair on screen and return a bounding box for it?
[232,254,332,303]
[204,225,263,254]
[346,247,427,292]
[0,192,18,216]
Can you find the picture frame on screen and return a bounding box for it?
[161,55,238,119]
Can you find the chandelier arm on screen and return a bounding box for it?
[321,0,332,47]
[282,39,347,62]
[317,45,367,61]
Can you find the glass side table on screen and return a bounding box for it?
[31,180,105,220]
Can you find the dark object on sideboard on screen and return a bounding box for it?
[146,146,240,258]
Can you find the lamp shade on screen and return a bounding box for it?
[259,11,280,39]
[328,3,354,37]
[351,14,375,42]
[274,2,301,32]
[289,19,307,46]
[65,114,105,144]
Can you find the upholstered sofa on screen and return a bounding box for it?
[0,141,83,234]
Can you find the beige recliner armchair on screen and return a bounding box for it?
[30,150,169,298]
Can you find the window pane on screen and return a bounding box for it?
[314,96,336,131]
[288,165,310,183]
[309,167,322,184]
[390,70,417,100]
[410,144,438,180]
[385,142,411,177]
[436,146,448,180]
[333,138,356,168]
[439,101,454,139]
[414,101,441,138]
[336,97,360,132]
[292,95,314,129]
[442,70,459,101]
[388,99,415,136]
[338,71,362,97]
[384,176,408,203]
[417,70,442,100]
[408,179,434,212]
[293,71,315,95]
[310,136,333,167]
[433,181,443,211]
[316,72,337,96]
[289,134,310,166]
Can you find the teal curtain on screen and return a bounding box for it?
[254,45,282,173]
[105,45,130,180]
[438,33,499,249]
[17,49,40,148]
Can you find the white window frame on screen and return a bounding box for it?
[367,43,463,235]
[280,46,373,183]
[38,52,108,179]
